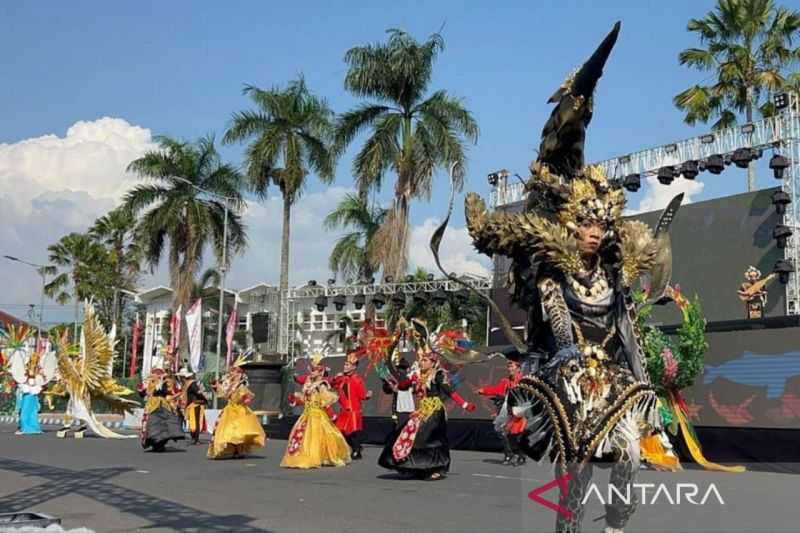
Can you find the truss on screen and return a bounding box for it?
[286,277,492,299]
[490,93,800,314]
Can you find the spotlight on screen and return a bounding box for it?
[372,292,386,310]
[657,166,675,185]
[772,190,792,215]
[724,153,733,166]
[700,134,715,144]
[770,154,790,180]
[314,295,328,312]
[731,148,754,169]
[426,273,435,281]
[705,154,725,174]
[741,123,755,134]
[456,289,469,304]
[432,289,448,306]
[412,291,429,305]
[327,278,336,286]
[774,259,794,284]
[774,92,789,110]
[384,276,394,283]
[487,172,499,186]
[391,292,407,307]
[352,294,365,310]
[680,161,699,180]
[332,294,347,311]
[622,173,641,192]
[307,280,318,287]
[773,224,793,249]
[404,275,414,283]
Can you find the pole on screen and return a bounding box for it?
[38,269,46,349]
[213,197,229,409]
[122,335,128,378]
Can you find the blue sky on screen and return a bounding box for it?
[0,1,777,321]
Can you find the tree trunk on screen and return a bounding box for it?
[746,96,756,192]
[280,196,291,293]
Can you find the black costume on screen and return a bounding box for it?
[139,378,185,452]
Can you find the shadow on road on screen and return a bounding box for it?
[0,458,272,532]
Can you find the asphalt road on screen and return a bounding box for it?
[1,423,799,533]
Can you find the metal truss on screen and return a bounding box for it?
[490,93,800,315]
[285,277,493,300]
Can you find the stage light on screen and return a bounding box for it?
[724,153,733,166]
[367,277,375,284]
[456,289,470,304]
[700,134,715,144]
[314,295,328,312]
[732,148,754,169]
[384,276,394,283]
[770,154,790,180]
[706,154,724,174]
[487,172,499,186]
[657,166,675,185]
[741,123,755,134]
[404,275,414,283]
[752,148,763,161]
[774,259,794,284]
[774,93,789,110]
[432,289,448,306]
[327,278,336,286]
[307,280,317,286]
[772,190,792,216]
[332,294,347,311]
[352,294,365,310]
[680,161,699,180]
[372,292,386,310]
[618,155,631,164]
[622,173,641,192]
[773,224,792,249]
[391,292,407,307]
[427,273,435,281]
[412,291,429,305]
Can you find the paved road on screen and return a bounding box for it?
[1,424,799,533]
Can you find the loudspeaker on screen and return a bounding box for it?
[252,312,269,343]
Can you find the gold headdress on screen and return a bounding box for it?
[231,353,250,369]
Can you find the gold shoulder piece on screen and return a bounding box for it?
[618,220,658,287]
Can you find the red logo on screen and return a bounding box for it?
[528,473,573,518]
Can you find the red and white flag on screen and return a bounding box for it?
[185,299,203,372]
[225,302,238,368]
[129,314,140,377]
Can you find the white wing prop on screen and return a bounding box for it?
[9,349,27,385]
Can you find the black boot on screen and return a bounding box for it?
[501,454,514,465]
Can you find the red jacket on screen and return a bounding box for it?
[478,373,525,435]
[332,373,368,435]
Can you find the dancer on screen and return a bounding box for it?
[7,332,57,436]
[378,327,476,481]
[207,357,266,459]
[332,354,372,460]
[382,357,414,429]
[477,357,525,465]
[281,352,351,469]
[139,368,184,452]
[464,22,678,532]
[178,367,207,444]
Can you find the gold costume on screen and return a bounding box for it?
[207,384,266,459]
[280,380,351,469]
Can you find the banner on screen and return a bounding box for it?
[185,299,203,372]
[129,314,140,377]
[225,302,238,368]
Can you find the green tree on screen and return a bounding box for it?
[223,78,336,311]
[674,0,800,190]
[122,135,246,352]
[335,29,478,279]
[323,193,387,283]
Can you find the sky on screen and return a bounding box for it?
[0,0,777,324]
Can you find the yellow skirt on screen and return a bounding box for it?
[280,407,351,469]
[207,403,266,459]
[186,402,206,433]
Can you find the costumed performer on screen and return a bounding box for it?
[281,351,351,469]
[139,368,185,452]
[6,326,58,436]
[332,353,372,460]
[207,356,266,459]
[477,356,525,466]
[178,367,208,444]
[382,357,415,430]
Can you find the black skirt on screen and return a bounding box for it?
[142,407,185,450]
[378,408,450,476]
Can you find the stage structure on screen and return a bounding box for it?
[282,276,492,362]
[490,92,800,315]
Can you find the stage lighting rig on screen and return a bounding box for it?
[774,92,789,110]
[774,259,794,284]
[680,161,699,180]
[773,224,792,249]
[314,295,328,312]
[487,169,509,186]
[432,289,448,306]
[391,292,406,307]
[372,292,386,310]
[770,153,790,180]
[332,294,347,311]
[731,148,755,169]
[706,155,725,174]
[657,166,675,185]
[352,294,365,310]
[772,190,792,216]
[622,173,641,192]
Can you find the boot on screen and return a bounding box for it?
[501,454,513,465]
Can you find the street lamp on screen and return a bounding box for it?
[173,177,235,408]
[3,255,47,348]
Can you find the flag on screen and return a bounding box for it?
[129,314,140,377]
[225,302,238,368]
[185,299,203,372]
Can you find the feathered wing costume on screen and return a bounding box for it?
[6,325,57,434]
[464,22,681,533]
[50,303,138,439]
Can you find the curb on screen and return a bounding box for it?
[0,415,125,429]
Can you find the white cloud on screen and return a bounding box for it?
[628,176,705,215]
[409,217,491,278]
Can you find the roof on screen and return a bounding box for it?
[0,310,30,331]
[135,286,173,304]
[238,283,279,299]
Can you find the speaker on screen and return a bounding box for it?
[252,312,269,343]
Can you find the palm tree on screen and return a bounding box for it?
[44,232,106,337]
[121,135,246,351]
[674,0,800,191]
[335,29,478,279]
[323,193,387,283]
[223,78,336,303]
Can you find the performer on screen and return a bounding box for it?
[381,357,415,429]
[139,368,185,452]
[737,266,776,319]
[178,367,207,444]
[332,354,372,460]
[5,326,57,436]
[464,23,672,532]
[207,357,266,459]
[281,352,351,469]
[477,357,525,465]
[378,341,476,481]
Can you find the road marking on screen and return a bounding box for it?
[135,470,149,474]
[473,473,545,483]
